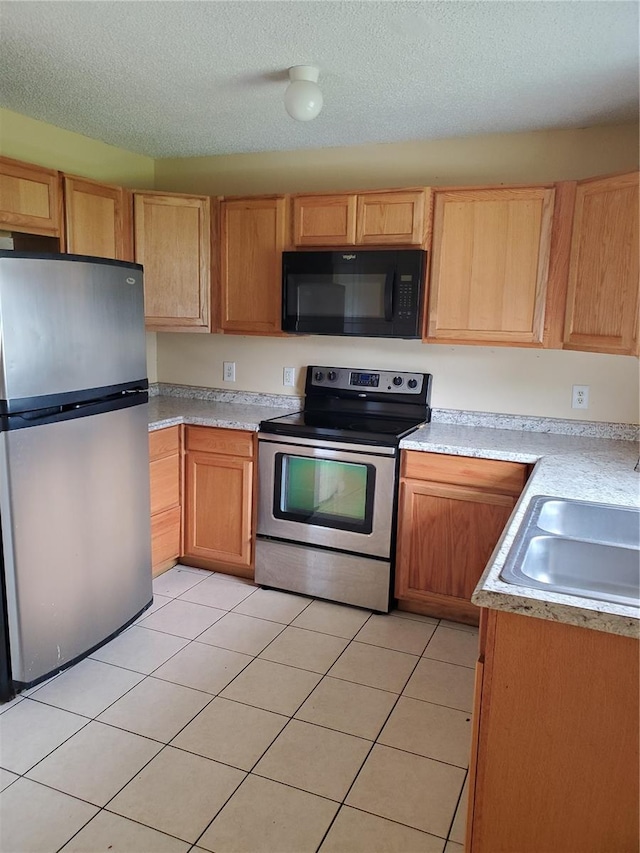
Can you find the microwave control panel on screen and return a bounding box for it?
[309,366,425,394]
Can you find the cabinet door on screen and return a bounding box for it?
[64,176,133,261]
[427,187,555,344]
[356,190,427,246]
[395,479,515,602]
[220,197,285,334]
[292,194,357,246]
[134,192,211,332]
[469,611,639,853]
[184,451,253,567]
[0,156,62,237]
[563,172,639,355]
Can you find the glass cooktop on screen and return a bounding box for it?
[259,410,426,446]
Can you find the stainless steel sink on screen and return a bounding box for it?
[536,499,639,548]
[500,496,640,608]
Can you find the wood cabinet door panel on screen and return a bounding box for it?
[185,451,253,567]
[470,612,639,852]
[428,187,554,344]
[292,195,357,245]
[402,451,527,496]
[563,172,639,355]
[395,480,515,601]
[151,506,181,573]
[0,157,62,236]
[134,193,211,331]
[64,176,132,261]
[220,198,285,334]
[356,190,426,245]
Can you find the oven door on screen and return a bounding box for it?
[257,434,397,559]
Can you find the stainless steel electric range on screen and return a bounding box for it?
[255,365,432,612]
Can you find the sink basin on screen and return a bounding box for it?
[512,535,639,606]
[537,499,640,548]
[500,496,640,608]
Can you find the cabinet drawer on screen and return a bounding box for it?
[402,451,527,496]
[150,453,180,515]
[151,505,181,569]
[185,426,254,458]
[149,426,181,461]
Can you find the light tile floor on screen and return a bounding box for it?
[0,565,477,853]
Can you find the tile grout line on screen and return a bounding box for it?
[445,767,469,847]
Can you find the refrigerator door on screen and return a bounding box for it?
[0,401,152,686]
[0,254,146,409]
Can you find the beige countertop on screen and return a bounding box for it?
[148,394,299,433]
[148,394,639,638]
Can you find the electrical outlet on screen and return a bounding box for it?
[223,361,236,382]
[283,367,295,387]
[572,384,589,409]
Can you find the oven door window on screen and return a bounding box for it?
[274,454,376,534]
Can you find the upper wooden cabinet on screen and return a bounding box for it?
[356,190,428,246]
[0,156,62,237]
[134,192,211,332]
[220,196,286,335]
[292,189,429,247]
[64,175,133,261]
[563,172,639,355]
[427,186,555,345]
[293,194,357,246]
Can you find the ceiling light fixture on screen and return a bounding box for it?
[284,65,323,122]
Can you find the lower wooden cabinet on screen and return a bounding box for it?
[149,426,181,576]
[395,452,528,624]
[183,426,255,576]
[467,609,639,852]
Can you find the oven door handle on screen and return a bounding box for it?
[384,270,395,322]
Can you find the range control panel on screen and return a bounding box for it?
[308,366,424,394]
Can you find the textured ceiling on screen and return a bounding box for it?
[0,1,638,158]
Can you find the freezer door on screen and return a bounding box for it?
[0,402,152,685]
[0,255,146,404]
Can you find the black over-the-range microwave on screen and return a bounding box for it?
[282,249,426,338]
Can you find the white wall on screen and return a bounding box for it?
[157,333,640,424]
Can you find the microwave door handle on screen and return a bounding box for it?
[384,270,395,321]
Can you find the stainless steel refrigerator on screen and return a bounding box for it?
[0,252,152,697]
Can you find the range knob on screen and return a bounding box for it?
[327,370,338,382]
[314,371,324,382]
[407,378,418,389]
[392,376,403,386]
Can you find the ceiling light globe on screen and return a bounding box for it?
[284,80,323,121]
